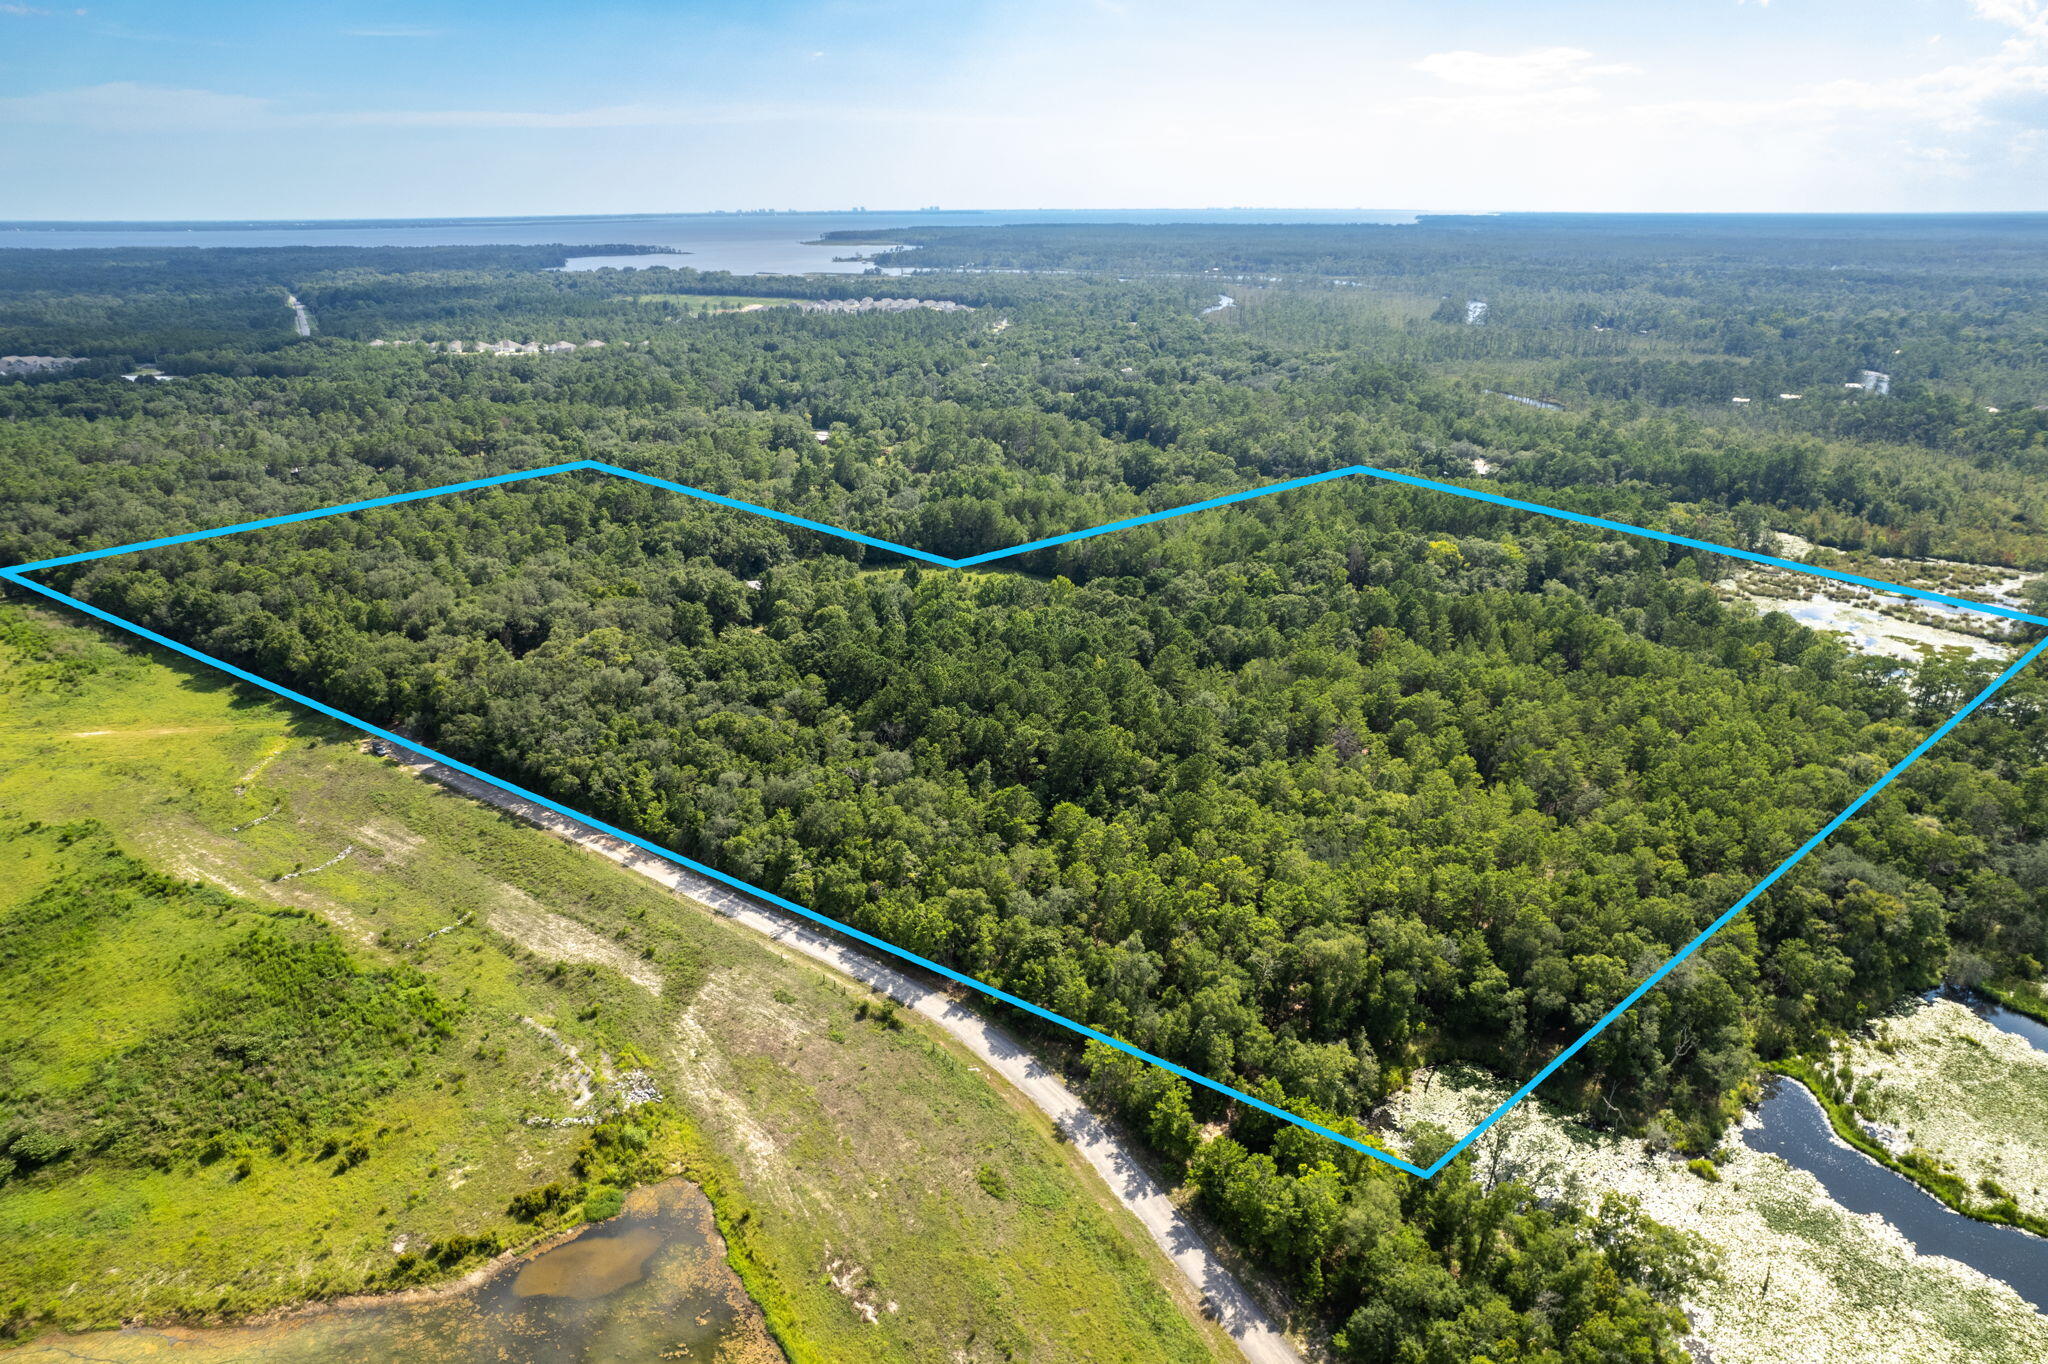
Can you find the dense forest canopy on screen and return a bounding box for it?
[5,220,2047,1360]
[55,473,2033,1137]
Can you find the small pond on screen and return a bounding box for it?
[11,1181,780,1363]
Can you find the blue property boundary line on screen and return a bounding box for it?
[6,458,2045,1180]
[18,459,2048,629]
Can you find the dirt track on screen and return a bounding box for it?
[391,751,1303,1364]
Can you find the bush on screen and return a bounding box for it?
[854,998,904,1030]
[507,1181,575,1222]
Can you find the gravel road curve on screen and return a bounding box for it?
[392,751,1303,1364]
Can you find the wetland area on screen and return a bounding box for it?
[10,1181,779,1364]
[1721,533,2039,663]
[1389,983,2048,1364]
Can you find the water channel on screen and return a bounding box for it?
[1482,389,1564,411]
[1946,986,2048,1052]
[1742,989,2048,1310]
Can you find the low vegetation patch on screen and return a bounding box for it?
[1,827,450,1179]
[1814,996,2048,1228]
[0,606,1227,1361]
[1390,1067,2048,1364]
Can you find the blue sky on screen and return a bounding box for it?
[3,0,2046,218]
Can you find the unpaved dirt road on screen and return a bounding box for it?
[391,751,1303,1364]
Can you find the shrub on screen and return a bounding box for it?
[507,1180,575,1221]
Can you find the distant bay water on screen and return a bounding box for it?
[0,208,1424,275]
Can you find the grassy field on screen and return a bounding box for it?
[1391,1067,2048,1364]
[0,603,1228,1362]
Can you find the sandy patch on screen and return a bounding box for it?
[667,1007,793,1193]
[143,823,380,944]
[167,855,252,898]
[486,887,663,996]
[262,882,379,944]
[521,1015,598,1112]
[825,1257,882,1324]
[235,739,289,792]
[355,818,426,864]
[695,966,814,1046]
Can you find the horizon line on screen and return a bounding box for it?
[16,208,2048,231]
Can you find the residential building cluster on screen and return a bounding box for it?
[789,297,973,314]
[368,339,610,354]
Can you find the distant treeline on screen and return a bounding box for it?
[827,214,2048,405]
[6,234,2048,1359]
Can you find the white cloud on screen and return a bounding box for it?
[1385,2,2048,205]
[0,82,271,129]
[1412,46,1639,92]
[1637,33,2048,135]
[1972,0,2048,42]
[329,103,693,129]
[327,101,891,130]
[10,1,2048,216]
[0,81,979,136]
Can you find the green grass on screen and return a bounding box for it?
[1982,978,2048,1026]
[0,604,1226,1362]
[2,829,454,1168]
